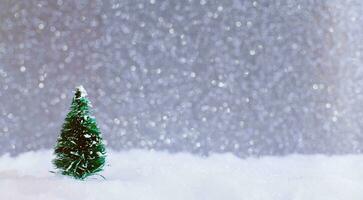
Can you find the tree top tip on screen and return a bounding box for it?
[75,85,87,98]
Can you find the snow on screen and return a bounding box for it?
[1,150,363,200]
[1,1,363,156]
[76,85,87,98]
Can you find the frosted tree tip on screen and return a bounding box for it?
[75,85,88,98]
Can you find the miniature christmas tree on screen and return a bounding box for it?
[53,86,106,180]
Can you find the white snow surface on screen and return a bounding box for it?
[1,150,363,200]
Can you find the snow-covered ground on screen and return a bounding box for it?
[1,150,363,200]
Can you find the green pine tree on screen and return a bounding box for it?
[53,86,106,180]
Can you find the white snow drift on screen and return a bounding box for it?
[1,150,363,200]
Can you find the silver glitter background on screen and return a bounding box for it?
[0,0,363,156]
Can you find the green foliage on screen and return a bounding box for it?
[53,86,106,180]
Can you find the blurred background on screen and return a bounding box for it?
[0,0,362,156]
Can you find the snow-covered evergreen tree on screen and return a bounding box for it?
[53,86,106,179]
